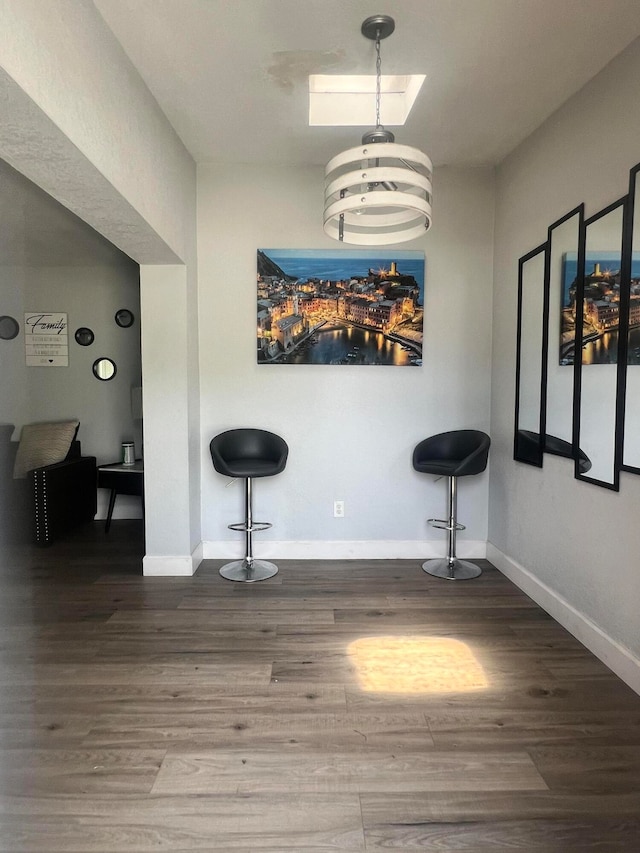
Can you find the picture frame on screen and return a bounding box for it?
[257,249,425,366]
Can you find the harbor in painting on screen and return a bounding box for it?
[561,251,640,365]
[257,249,424,366]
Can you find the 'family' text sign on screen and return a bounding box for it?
[24,312,69,367]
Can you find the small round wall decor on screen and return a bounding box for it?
[75,327,95,346]
[115,309,135,328]
[92,357,117,381]
[0,315,19,340]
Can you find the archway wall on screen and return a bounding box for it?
[0,0,200,570]
[0,0,194,264]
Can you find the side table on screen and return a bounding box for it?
[97,460,144,532]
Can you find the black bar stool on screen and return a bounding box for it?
[210,428,288,582]
[413,430,490,580]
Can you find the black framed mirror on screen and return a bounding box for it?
[573,197,626,489]
[514,242,547,466]
[544,205,583,453]
[0,315,19,340]
[115,309,134,328]
[620,162,640,474]
[74,327,94,346]
[92,357,117,381]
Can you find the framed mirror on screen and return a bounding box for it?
[74,327,94,346]
[92,357,117,381]
[115,308,134,328]
[544,206,583,455]
[620,162,640,474]
[514,242,547,466]
[573,197,626,489]
[0,315,19,340]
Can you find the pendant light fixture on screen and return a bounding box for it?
[323,15,433,245]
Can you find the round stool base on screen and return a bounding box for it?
[219,559,279,583]
[421,557,482,580]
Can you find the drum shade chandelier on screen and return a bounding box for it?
[323,15,433,245]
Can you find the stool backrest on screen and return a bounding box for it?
[413,430,490,477]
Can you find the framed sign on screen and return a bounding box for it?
[24,312,69,367]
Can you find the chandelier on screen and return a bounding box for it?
[323,15,433,245]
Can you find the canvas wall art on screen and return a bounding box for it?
[257,249,424,366]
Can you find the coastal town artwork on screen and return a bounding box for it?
[257,249,424,366]
[560,251,640,366]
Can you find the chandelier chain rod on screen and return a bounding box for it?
[375,30,382,129]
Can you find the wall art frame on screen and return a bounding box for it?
[257,249,424,366]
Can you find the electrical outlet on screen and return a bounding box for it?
[334,500,345,518]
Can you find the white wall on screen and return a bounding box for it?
[490,38,640,674]
[15,263,142,515]
[198,163,495,558]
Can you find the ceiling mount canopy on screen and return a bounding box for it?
[323,14,432,245]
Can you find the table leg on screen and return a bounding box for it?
[105,488,117,533]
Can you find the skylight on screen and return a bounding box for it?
[309,74,425,127]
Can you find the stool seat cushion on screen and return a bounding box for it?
[413,430,490,478]
[213,457,283,478]
[415,458,467,477]
[210,428,288,479]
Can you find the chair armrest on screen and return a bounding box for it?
[30,456,97,546]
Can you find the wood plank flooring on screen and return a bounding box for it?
[1,521,639,851]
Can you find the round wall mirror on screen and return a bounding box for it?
[0,315,19,340]
[115,309,134,328]
[75,327,94,346]
[92,357,117,381]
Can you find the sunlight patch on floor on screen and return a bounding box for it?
[348,636,489,694]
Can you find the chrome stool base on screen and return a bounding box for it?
[422,475,482,581]
[219,558,279,583]
[220,476,278,583]
[422,557,482,581]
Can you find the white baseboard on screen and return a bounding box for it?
[143,541,203,576]
[487,542,640,696]
[202,539,487,560]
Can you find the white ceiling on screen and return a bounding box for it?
[93,0,640,168]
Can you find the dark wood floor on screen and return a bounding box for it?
[1,521,639,851]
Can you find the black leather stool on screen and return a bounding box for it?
[210,428,288,582]
[413,430,490,580]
